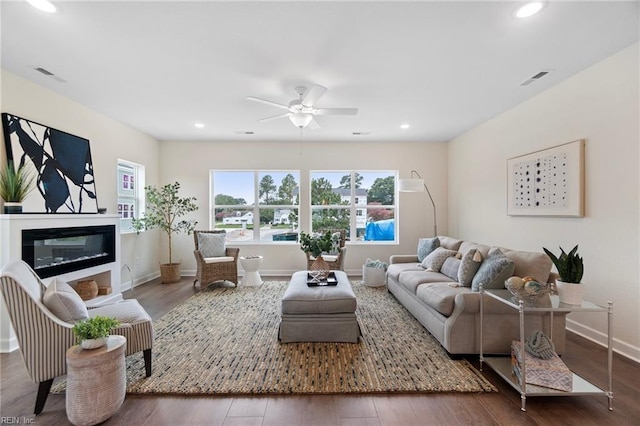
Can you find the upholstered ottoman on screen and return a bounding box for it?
[279,271,360,343]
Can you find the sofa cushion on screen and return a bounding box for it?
[417,237,440,262]
[471,248,515,291]
[397,270,455,294]
[438,236,463,251]
[43,277,89,323]
[421,247,457,271]
[458,241,491,259]
[499,247,553,284]
[458,248,483,286]
[416,282,471,317]
[198,232,226,257]
[387,262,424,282]
[440,257,461,281]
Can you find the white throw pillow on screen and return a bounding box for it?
[458,249,483,287]
[198,232,226,257]
[43,277,89,323]
[421,247,457,272]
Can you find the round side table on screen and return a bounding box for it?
[66,335,126,426]
[240,255,263,286]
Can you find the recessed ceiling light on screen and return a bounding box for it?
[194,123,205,128]
[514,2,545,19]
[26,0,57,13]
[400,123,411,129]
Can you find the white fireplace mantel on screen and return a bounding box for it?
[0,214,122,353]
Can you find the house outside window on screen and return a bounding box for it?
[310,171,397,242]
[211,170,300,243]
[117,160,145,233]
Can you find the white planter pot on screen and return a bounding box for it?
[80,336,109,350]
[556,280,585,305]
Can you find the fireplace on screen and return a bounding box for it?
[22,225,116,279]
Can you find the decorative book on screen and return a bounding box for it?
[511,341,573,392]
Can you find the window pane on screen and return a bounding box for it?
[360,172,395,205]
[262,208,299,242]
[364,208,395,241]
[258,172,299,205]
[311,172,346,205]
[216,208,253,242]
[312,208,350,234]
[213,171,254,205]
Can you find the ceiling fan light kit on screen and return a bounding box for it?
[247,84,358,130]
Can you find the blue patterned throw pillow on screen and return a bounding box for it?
[417,237,440,262]
[471,248,515,291]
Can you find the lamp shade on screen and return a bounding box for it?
[399,178,425,192]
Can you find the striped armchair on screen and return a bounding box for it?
[0,260,153,415]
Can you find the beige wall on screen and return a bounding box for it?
[448,43,640,360]
[0,70,162,285]
[159,140,448,276]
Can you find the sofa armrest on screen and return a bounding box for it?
[390,255,419,264]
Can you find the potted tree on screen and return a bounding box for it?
[132,182,198,283]
[72,315,120,349]
[0,161,35,213]
[543,245,584,305]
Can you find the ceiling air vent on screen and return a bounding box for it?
[520,70,552,86]
[34,67,67,83]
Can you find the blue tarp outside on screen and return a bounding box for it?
[364,219,395,241]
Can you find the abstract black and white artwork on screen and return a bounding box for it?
[507,140,584,217]
[2,113,99,213]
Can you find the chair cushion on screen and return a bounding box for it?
[89,299,151,324]
[43,277,89,323]
[204,256,235,264]
[198,232,226,257]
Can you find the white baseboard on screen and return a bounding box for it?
[566,318,640,363]
[0,335,18,353]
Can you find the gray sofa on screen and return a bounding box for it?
[387,236,566,355]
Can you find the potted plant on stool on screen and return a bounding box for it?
[73,316,120,349]
[543,245,584,305]
[132,182,198,283]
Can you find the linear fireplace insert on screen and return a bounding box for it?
[22,225,116,279]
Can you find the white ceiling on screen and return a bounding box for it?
[1,1,638,143]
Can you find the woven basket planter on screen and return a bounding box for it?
[76,280,98,300]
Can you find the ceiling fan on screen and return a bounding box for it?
[246,84,358,129]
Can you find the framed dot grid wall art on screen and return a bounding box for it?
[507,139,585,217]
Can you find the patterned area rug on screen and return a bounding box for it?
[53,281,495,395]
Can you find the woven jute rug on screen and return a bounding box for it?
[53,280,495,395]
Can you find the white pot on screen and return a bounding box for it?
[556,280,585,305]
[80,336,108,350]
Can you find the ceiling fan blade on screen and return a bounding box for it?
[308,118,320,130]
[301,84,327,107]
[246,96,290,110]
[257,112,291,122]
[315,108,358,115]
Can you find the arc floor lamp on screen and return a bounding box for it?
[399,170,437,237]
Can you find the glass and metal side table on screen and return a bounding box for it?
[479,287,613,412]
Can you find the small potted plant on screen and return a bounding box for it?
[72,315,120,349]
[543,245,584,305]
[132,182,198,283]
[0,161,35,213]
[299,231,336,278]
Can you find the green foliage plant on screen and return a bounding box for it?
[0,162,35,202]
[132,182,198,265]
[543,245,584,284]
[299,231,335,258]
[72,316,120,342]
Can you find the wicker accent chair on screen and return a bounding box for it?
[193,230,240,288]
[305,229,347,271]
[0,260,153,415]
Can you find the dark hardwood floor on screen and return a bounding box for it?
[1,276,638,425]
